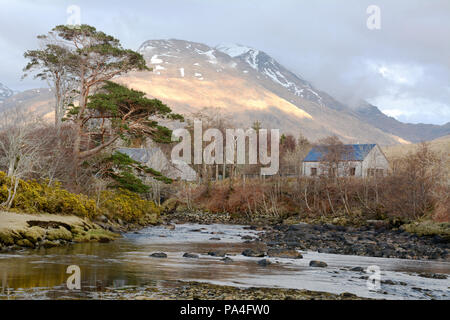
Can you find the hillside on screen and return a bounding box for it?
[2,40,448,146]
[355,102,450,143]
[0,88,54,120]
[118,39,406,145]
[383,135,450,160]
[0,82,14,101]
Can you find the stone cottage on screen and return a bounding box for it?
[302,144,389,177]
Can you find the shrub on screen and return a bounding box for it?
[99,189,161,223]
[0,171,161,224]
[0,172,98,218]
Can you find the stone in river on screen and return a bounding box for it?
[183,253,199,259]
[418,273,447,280]
[222,257,233,263]
[257,259,271,267]
[208,251,226,257]
[150,252,167,258]
[309,260,328,268]
[267,248,303,259]
[242,249,266,257]
[350,266,365,272]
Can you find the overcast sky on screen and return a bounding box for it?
[1,0,449,125]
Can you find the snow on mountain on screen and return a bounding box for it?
[120,39,410,145]
[0,83,14,101]
[215,43,253,58]
[215,43,327,106]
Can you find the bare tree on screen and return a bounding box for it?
[0,109,46,208]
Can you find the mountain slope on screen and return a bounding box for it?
[0,83,14,101]
[215,43,347,111]
[117,39,405,145]
[0,88,54,120]
[4,39,446,146]
[354,102,450,143]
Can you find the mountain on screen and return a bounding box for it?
[354,101,450,143]
[117,39,406,145]
[215,43,347,111]
[0,88,54,120]
[4,39,447,145]
[0,83,14,101]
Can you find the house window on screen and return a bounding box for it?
[376,169,384,177]
[311,168,317,176]
[350,167,356,176]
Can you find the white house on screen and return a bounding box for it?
[302,144,389,177]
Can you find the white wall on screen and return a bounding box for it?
[362,145,390,177]
[303,161,363,177]
[302,145,390,177]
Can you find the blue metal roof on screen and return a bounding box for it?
[303,144,376,162]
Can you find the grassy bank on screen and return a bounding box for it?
[0,172,162,250]
[0,211,120,250]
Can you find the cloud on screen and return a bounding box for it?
[0,0,448,124]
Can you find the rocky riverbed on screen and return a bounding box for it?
[1,223,449,300]
[258,223,449,261]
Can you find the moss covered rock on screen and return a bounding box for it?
[0,230,16,246]
[46,226,73,241]
[21,226,46,244]
[16,239,35,248]
[401,220,450,240]
[73,228,120,243]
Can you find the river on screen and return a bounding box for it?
[0,224,449,300]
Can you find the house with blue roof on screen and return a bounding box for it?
[302,144,389,177]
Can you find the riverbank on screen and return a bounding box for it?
[0,280,366,300]
[0,211,120,251]
[105,281,367,300]
[2,208,448,262]
[259,223,449,261]
[161,211,449,261]
[1,222,448,300]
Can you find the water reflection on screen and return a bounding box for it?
[0,224,449,300]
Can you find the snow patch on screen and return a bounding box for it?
[216,43,253,57]
[150,55,163,64]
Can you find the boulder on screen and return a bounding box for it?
[150,252,167,258]
[267,248,303,259]
[309,260,328,268]
[350,266,365,272]
[222,257,233,263]
[257,259,271,267]
[242,249,266,257]
[208,251,226,257]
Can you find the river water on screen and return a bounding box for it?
[0,224,449,300]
